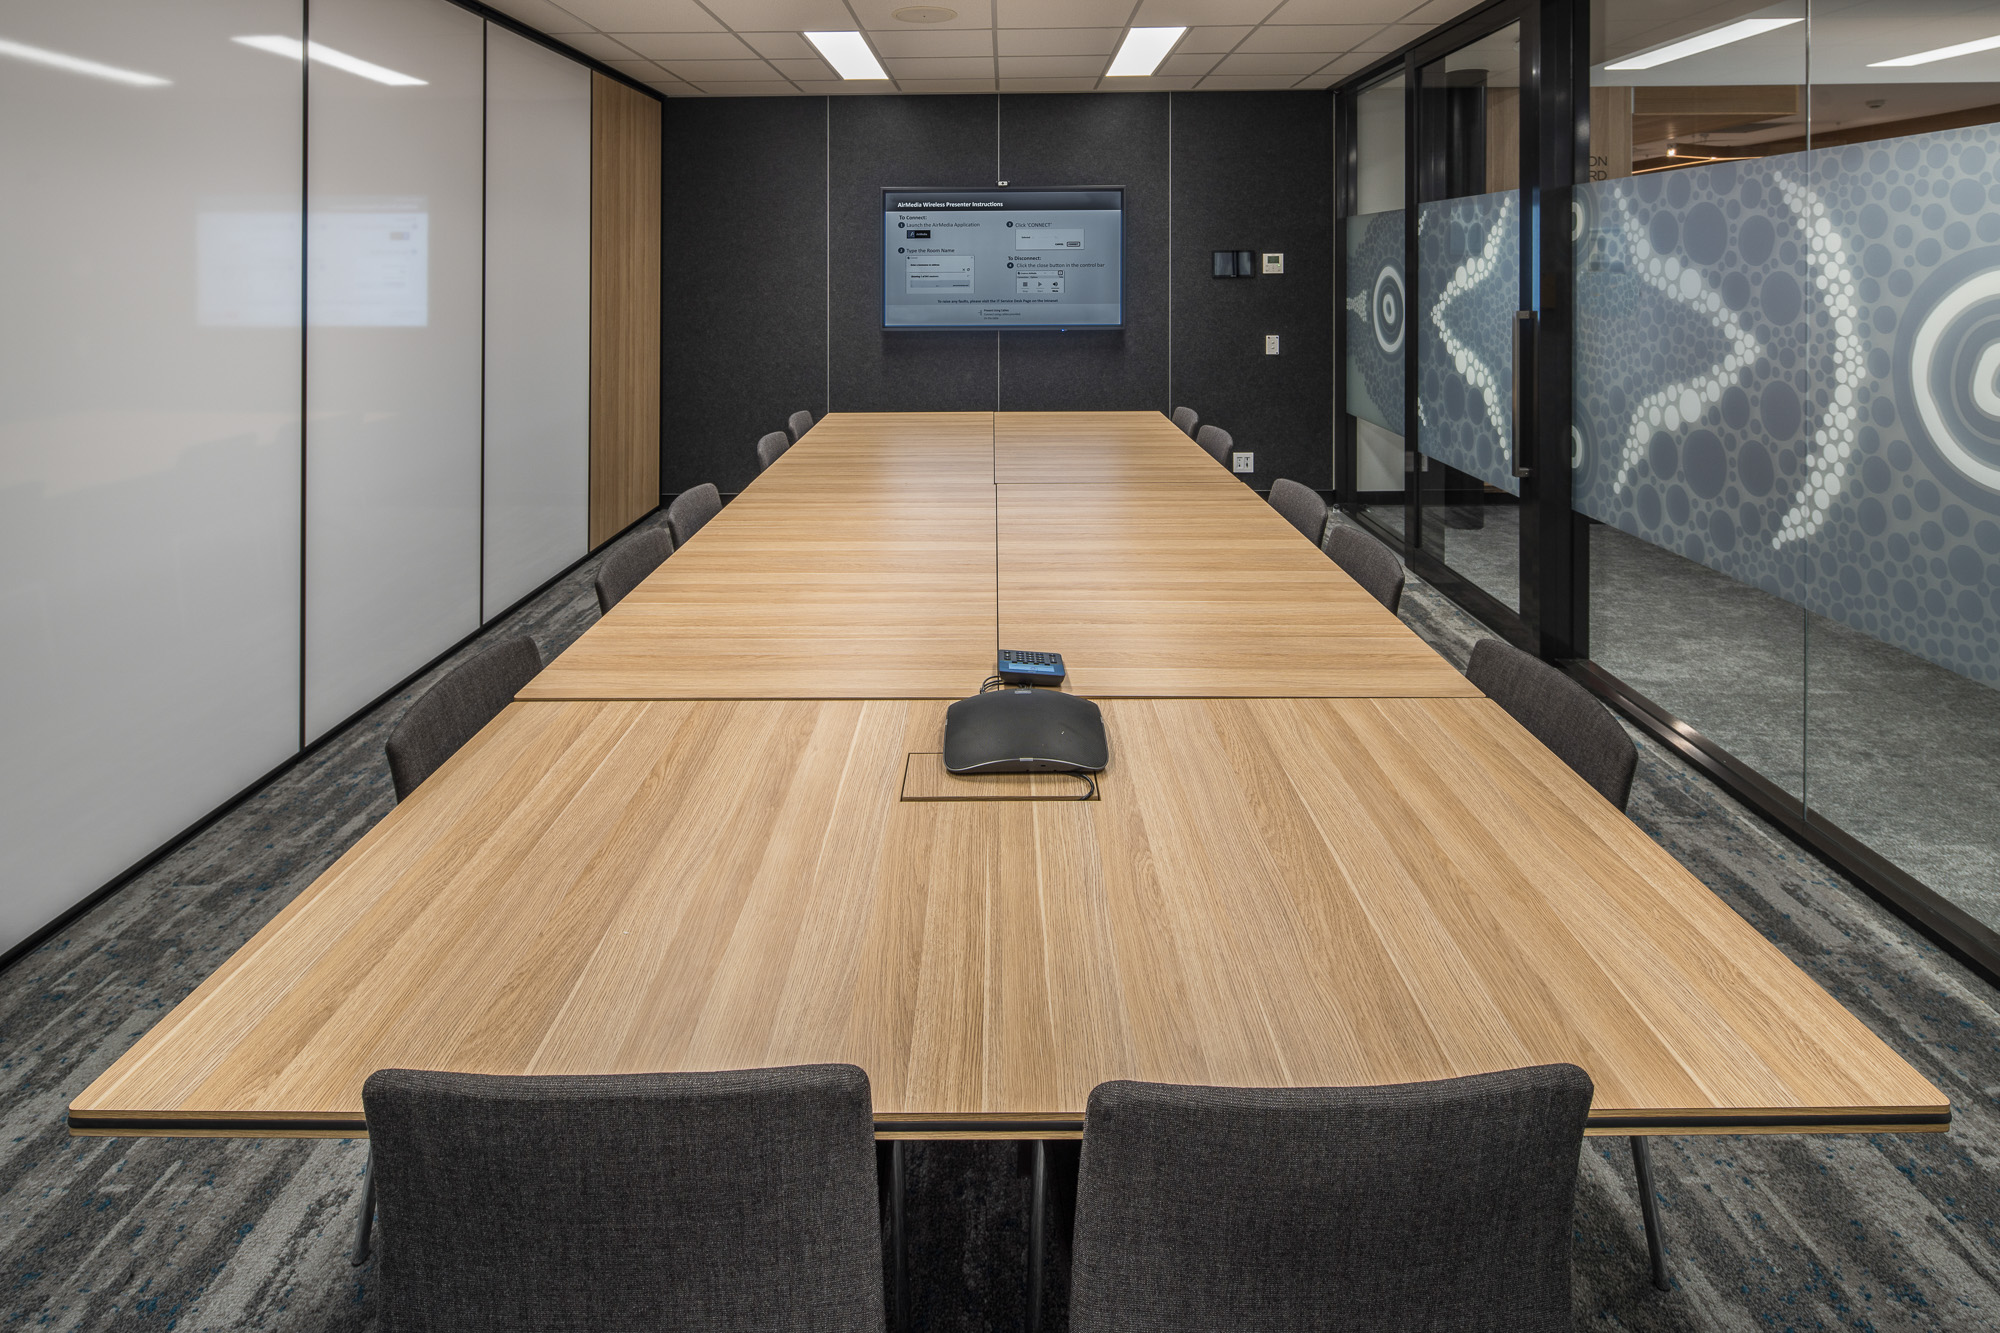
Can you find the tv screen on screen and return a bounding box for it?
[883,187,1123,330]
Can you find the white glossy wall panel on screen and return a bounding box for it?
[305,0,484,739]
[483,26,591,618]
[0,0,304,953]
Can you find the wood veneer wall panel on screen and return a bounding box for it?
[589,73,661,548]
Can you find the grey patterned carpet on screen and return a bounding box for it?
[3,509,1998,1331]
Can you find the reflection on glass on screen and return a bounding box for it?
[1414,23,1521,608]
[1349,72,1406,538]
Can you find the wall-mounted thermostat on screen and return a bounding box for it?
[1261,252,1284,274]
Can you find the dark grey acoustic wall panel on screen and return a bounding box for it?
[995,94,1169,411]
[830,96,999,413]
[658,90,1334,492]
[1169,93,1335,491]
[661,97,827,497]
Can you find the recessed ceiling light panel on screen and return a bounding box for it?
[1604,17,1801,71]
[1870,32,2000,67]
[804,30,890,80]
[1107,26,1185,77]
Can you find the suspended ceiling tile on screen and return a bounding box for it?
[1295,71,1338,86]
[703,80,812,93]
[999,76,1104,89]
[604,57,674,76]
[1315,49,1382,77]
[1262,0,1414,23]
[895,77,1004,90]
[849,0,996,29]
[872,28,996,55]
[702,0,862,27]
[1174,26,1253,52]
[997,54,1108,75]
[769,56,839,77]
[1238,23,1377,50]
[552,31,645,59]
[1157,52,1221,74]
[616,31,760,58]
[486,0,596,32]
[1362,23,1434,48]
[738,31,821,57]
[996,27,1122,54]
[883,55,999,77]
[1133,0,1287,25]
[1197,73,1308,87]
[993,0,1140,25]
[661,58,785,78]
[1213,50,1327,73]
[792,79,900,92]
[1094,73,1202,88]
[556,0,725,31]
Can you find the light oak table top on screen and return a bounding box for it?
[71,696,1946,1139]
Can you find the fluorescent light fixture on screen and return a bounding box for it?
[803,31,888,80]
[233,35,426,85]
[1870,31,2000,66]
[1107,26,1186,77]
[1605,17,1801,71]
[0,35,169,86]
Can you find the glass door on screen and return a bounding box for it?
[1341,70,1410,539]
[1408,13,1533,616]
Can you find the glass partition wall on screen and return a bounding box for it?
[1338,0,2000,962]
[1342,71,1410,539]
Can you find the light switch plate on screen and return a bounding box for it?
[1262,252,1283,274]
[1232,452,1254,473]
[1265,334,1280,355]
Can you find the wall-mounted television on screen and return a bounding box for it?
[882,187,1124,330]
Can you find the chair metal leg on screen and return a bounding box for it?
[1630,1136,1668,1291]
[891,1140,909,1333]
[350,1149,376,1267]
[1027,1140,1047,1333]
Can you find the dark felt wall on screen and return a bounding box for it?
[662,91,1332,497]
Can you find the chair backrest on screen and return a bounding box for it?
[593,527,674,616]
[787,409,814,443]
[1069,1066,1594,1333]
[364,1064,884,1333]
[1267,478,1327,546]
[1193,424,1232,467]
[756,430,791,472]
[1467,637,1638,810]
[385,635,542,801]
[1325,524,1405,615]
[666,483,722,548]
[1170,406,1198,439]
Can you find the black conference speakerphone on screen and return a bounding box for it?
[996,649,1065,686]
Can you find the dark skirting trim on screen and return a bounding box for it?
[1565,659,2000,992]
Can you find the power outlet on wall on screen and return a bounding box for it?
[1233,452,1255,474]
[1265,334,1280,355]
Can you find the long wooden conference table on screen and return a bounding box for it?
[71,411,1948,1140]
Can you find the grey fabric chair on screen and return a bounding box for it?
[361,1064,885,1333]
[593,527,674,615]
[757,430,791,472]
[787,409,814,443]
[1467,637,1638,811]
[384,635,541,802]
[1068,1066,1594,1333]
[1170,406,1198,438]
[1325,524,1405,615]
[1268,478,1327,546]
[666,482,722,548]
[1193,424,1232,467]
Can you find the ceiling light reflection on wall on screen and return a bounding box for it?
[232,35,426,85]
[803,31,889,80]
[1107,27,1186,77]
[1605,17,1802,71]
[1870,32,2000,67]
[0,35,169,86]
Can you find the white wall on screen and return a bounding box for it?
[0,0,305,953]
[0,0,613,955]
[305,0,486,740]
[483,26,591,618]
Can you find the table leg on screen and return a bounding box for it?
[1027,1140,1047,1333]
[350,1150,376,1267]
[1629,1136,1668,1291]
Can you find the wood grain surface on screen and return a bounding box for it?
[588,73,661,548]
[71,697,1947,1138]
